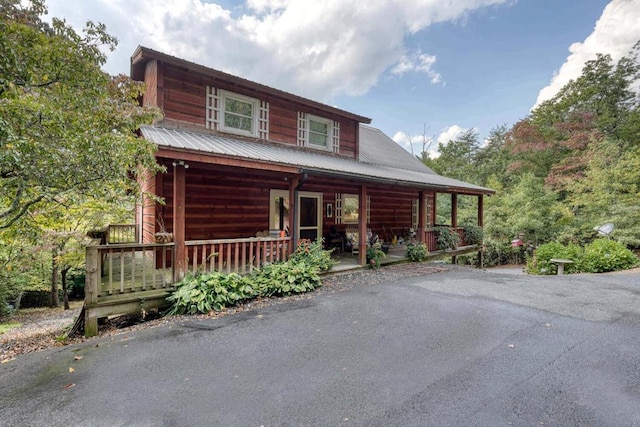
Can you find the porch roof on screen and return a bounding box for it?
[141,125,494,195]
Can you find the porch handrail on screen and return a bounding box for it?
[185,236,292,275]
[85,242,175,304]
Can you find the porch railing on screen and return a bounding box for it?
[106,224,138,244]
[423,227,467,252]
[85,243,175,303]
[185,236,292,275]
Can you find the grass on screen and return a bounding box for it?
[0,322,21,335]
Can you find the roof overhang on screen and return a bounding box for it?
[142,125,495,196]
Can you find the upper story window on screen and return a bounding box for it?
[206,86,269,139]
[298,112,340,153]
[308,116,331,150]
[221,91,258,137]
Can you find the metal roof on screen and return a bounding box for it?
[140,125,494,194]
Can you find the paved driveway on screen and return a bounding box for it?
[2,267,640,426]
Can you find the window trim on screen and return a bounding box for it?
[219,90,259,138]
[306,114,332,151]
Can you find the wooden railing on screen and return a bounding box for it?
[423,227,467,252]
[106,224,138,244]
[185,236,292,275]
[85,243,175,302]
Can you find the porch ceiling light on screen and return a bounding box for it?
[172,160,189,169]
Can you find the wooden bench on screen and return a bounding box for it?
[550,258,573,275]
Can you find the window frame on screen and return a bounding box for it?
[219,90,259,138]
[342,193,359,224]
[306,114,332,151]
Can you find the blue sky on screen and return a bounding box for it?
[46,0,640,156]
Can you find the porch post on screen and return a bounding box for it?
[451,193,458,264]
[451,193,458,228]
[477,194,484,268]
[358,184,367,266]
[289,176,298,251]
[417,190,426,243]
[173,162,186,282]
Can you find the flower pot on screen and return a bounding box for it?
[155,232,174,243]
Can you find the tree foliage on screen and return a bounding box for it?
[423,40,640,259]
[0,0,161,230]
[0,1,161,311]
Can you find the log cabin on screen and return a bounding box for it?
[82,46,493,336]
[132,45,493,273]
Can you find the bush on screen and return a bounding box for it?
[526,239,638,275]
[288,239,335,272]
[250,260,321,296]
[581,239,638,273]
[463,225,484,245]
[527,242,583,275]
[166,271,256,315]
[166,242,332,315]
[436,227,460,251]
[406,242,428,262]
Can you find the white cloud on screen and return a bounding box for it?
[437,125,467,145]
[391,51,443,85]
[534,0,640,108]
[45,0,510,103]
[392,130,438,158]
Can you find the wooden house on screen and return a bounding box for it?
[132,45,493,272]
[82,46,493,336]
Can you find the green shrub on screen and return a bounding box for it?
[436,227,460,251]
[406,242,428,262]
[526,239,637,275]
[463,225,484,245]
[166,271,256,315]
[288,239,335,272]
[581,239,638,273]
[167,249,326,315]
[527,242,583,275]
[250,260,321,296]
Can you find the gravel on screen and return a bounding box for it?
[0,262,453,363]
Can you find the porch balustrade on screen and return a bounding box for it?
[185,236,292,275]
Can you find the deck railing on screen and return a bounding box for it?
[424,227,467,252]
[185,236,292,275]
[106,224,139,244]
[85,243,175,303]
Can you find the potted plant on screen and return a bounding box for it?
[155,213,173,243]
[366,241,386,269]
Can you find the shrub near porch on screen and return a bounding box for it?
[167,240,334,315]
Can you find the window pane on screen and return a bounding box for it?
[300,197,318,227]
[226,98,252,117]
[343,196,359,223]
[308,132,328,147]
[309,120,328,134]
[224,112,252,131]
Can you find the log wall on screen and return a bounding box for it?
[156,63,358,158]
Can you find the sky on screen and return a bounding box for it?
[45,0,640,157]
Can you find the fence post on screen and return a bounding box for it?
[84,244,100,337]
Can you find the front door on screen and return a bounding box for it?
[298,192,322,241]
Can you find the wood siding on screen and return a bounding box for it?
[155,63,359,159]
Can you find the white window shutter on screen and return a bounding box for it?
[332,120,340,153]
[366,195,371,224]
[205,86,220,130]
[297,112,307,147]
[259,100,269,140]
[335,193,343,224]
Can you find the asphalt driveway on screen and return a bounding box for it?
[2,266,640,426]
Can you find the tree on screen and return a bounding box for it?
[0,0,161,230]
[427,129,481,184]
[0,0,161,310]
